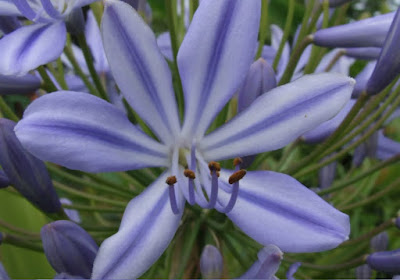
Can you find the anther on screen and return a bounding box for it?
[228,169,246,184]
[208,161,221,172]
[233,157,243,167]
[184,169,196,179]
[166,176,177,186]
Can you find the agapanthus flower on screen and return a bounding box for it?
[15,0,354,278]
[0,0,99,75]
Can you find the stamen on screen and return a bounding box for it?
[208,161,221,173]
[233,157,243,169]
[184,169,196,205]
[203,162,221,209]
[218,169,246,214]
[166,176,180,215]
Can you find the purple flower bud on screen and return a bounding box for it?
[0,261,9,280]
[318,159,337,190]
[395,217,400,229]
[41,220,99,279]
[345,47,381,60]
[325,0,353,7]
[366,8,400,95]
[370,232,389,252]
[313,12,395,48]
[54,272,84,279]
[356,264,372,279]
[352,131,379,167]
[0,118,61,213]
[0,16,21,34]
[60,198,81,224]
[367,248,400,275]
[240,245,283,279]
[0,74,41,95]
[286,262,301,280]
[200,245,223,279]
[237,58,277,113]
[0,169,10,188]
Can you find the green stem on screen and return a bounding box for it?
[62,203,125,213]
[76,33,109,101]
[255,0,270,59]
[56,58,68,90]
[37,66,58,92]
[2,232,43,252]
[276,139,300,171]
[272,0,295,70]
[0,96,18,122]
[284,254,366,271]
[339,178,400,211]
[47,164,132,198]
[0,219,40,239]
[324,49,346,72]
[340,218,396,247]
[53,181,127,207]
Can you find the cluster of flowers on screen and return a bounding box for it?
[0,0,399,279]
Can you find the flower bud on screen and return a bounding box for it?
[237,58,276,113]
[0,118,61,213]
[41,220,99,278]
[370,232,389,252]
[318,160,337,190]
[286,262,301,280]
[60,198,81,224]
[240,245,283,279]
[367,248,400,274]
[366,8,400,95]
[200,245,223,279]
[356,264,372,279]
[313,12,395,48]
[65,9,85,35]
[395,217,400,229]
[0,74,41,95]
[0,170,10,189]
[345,47,381,60]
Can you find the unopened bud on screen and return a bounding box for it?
[200,245,223,279]
[355,264,372,279]
[41,220,98,278]
[367,248,400,275]
[370,232,389,252]
[240,245,283,279]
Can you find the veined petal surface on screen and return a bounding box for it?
[178,0,260,139]
[91,172,185,279]
[0,0,22,16]
[0,73,41,95]
[219,170,350,252]
[85,10,108,73]
[200,73,354,161]
[15,91,169,173]
[102,0,180,145]
[0,21,66,75]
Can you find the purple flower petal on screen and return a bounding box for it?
[367,248,400,274]
[92,172,185,279]
[0,1,22,16]
[102,0,180,145]
[0,21,66,75]
[366,8,400,95]
[315,49,354,75]
[0,73,41,95]
[345,47,381,60]
[313,12,395,48]
[85,11,108,73]
[302,99,356,143]
[15,91,169,173]
[156,32,173,61]
[201,73,354,161]
[218,170,350,252]
[352,61,377,97]
[178,0,260,139]
[271,24,290,80]
[376,131,400,160]
[240,245,283,279]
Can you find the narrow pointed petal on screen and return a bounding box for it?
[376,131,400,160]
[302,99,356,143]
[201,73,354,161]
[270,24,290,79]
[287,262,301,280]
[15,92,169,173]
[157,32,173,61]
[240,245,283,279]
[60,198,81,223]
[92,173,185,279]
[313,12,395,48]
[366,8,400,95]
[0,118,61,213]
[0,22,66,75]
[178,0,260,139]
[345,47,381,60]
[41,220,98,278]
[0,73,41,95]
[237,58,277,113]
[218,170,350,252]
[102,0,180,144]
[85,11,108,73]
[352,61,377,97]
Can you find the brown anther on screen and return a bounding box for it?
[165,176,177,186]
[183,169,196,179]
[233,157,243,166]
[228,169,246,184]
[208,161,221,172]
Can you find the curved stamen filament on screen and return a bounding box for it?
[184,169,196,205]
[166,176,181,215]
